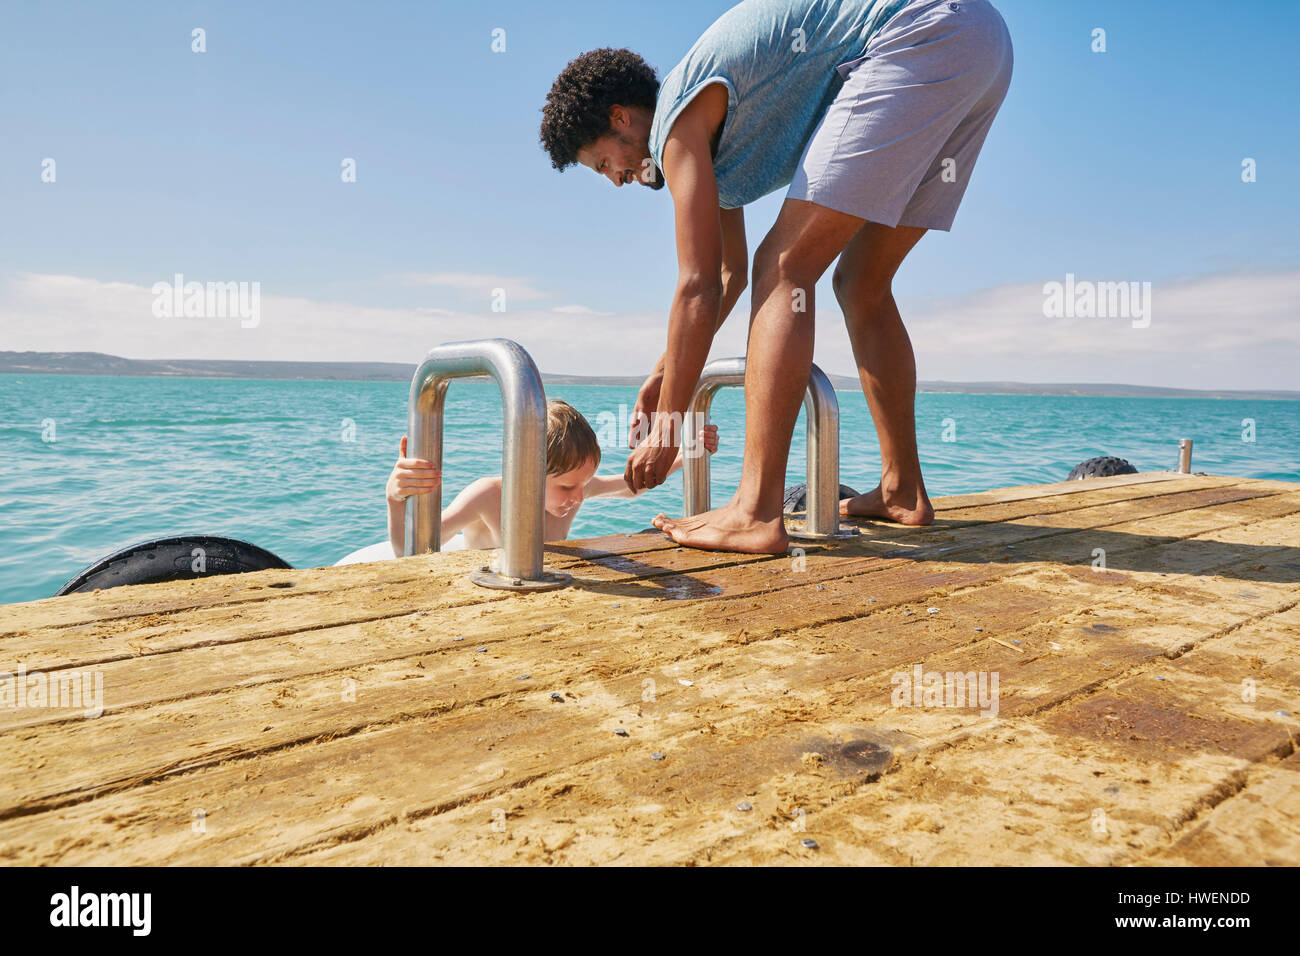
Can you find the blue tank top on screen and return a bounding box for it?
[648,0,909,209]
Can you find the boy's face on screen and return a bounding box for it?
[544,458,599,519]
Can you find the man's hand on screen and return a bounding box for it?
[629,371,663,449]
[625,84,731,486]
[625,415,680,493]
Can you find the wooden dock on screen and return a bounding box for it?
[2,471,1298,866]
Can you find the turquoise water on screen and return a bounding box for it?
[1,373,1296,606]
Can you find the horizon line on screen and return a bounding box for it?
[2,351,1298,401]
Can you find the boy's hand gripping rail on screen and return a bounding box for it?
[406,338,571,591]
[682,357,854,540]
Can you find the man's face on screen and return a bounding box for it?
[576,105,664,191]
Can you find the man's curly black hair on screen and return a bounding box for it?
[539,48,659,171]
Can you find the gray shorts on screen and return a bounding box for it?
[786,0,1013,231]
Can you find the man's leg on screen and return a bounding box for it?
[833,221,934,525]
[652,198,864,553]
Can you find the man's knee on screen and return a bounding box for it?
[753,239,824,291]
[832,265,891,314]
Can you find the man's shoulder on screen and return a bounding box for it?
[659,82,729,173]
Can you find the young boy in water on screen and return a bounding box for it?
[385,399,718,554]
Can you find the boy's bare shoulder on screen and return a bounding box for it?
[464,475,504,506]
[447,476,503,513]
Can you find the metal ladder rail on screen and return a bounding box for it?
[682,357,852,540]
[405,338,570,591]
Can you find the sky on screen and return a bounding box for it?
[2,0,1297,389]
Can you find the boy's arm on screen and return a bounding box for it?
[589,425,718,499]
[587,458,687,500]
[386,436,439,555]
[584,472,639,500]
[387,497,406,556]
[389,476,499,555]
[439,477,500,539]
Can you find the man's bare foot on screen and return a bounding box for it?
[840,483,934,526]
[652,503,789,553]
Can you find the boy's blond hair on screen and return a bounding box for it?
[546,400,601,476]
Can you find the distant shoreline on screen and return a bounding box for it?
[2,351,1297,401]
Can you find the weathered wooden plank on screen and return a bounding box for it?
[0,473,1240,635]
[275,516,1300,865]
[2,502,1289,868]
[867,474,1246,528]
[926,472,1295,513]
[931,471,1190,510]
[0,531,686,635]
[936,473,1296,509]
[2,477,1260,682]
[988,492,1300,584]
[2,482,1292,809]
[1138,751,1300,866]
[278,596,1296,866]
[0,547,778,675]
[693,585,1300,866]
[388,589,1299,867]
[0,556,1013,815]
[0,474,1293,866]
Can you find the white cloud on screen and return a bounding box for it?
[891,268,1300,390]
[397,271,547,302]
[550,304,615,316]
[2,268,1296,390]
[0,273,694,376]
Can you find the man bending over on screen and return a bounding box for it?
[539,0,1013,552]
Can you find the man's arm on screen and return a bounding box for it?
[629,204,746,447]
[718,205,748,324]
[625,84,730,492]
